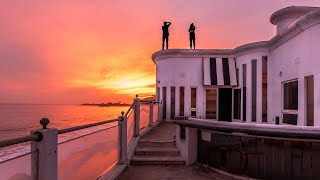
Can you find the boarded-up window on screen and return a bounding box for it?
[179,87,185,116]
[242,64,247,121]
[306,76,314,126]
[233,89,241,119]
[251,60,257,122]
[262,57,268,122]
[283,80,298,125]
[170,87,176,119]
[162,87,167,119]
[191,88,197,108]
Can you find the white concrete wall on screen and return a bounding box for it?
[175,125,197,165]
[156,58,205,119]
[235,51,269,123]
[269,23,320,126]
[155,21,320,127]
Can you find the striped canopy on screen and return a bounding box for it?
[203,58,237,86]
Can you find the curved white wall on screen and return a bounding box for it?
[269,23,320,126]
[156,57,205,119]
[276,17,299,34]
[235,50,269,123]
[154,7,320,126]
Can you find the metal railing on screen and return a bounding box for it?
[58,119,118,134]
[0,134,40,148]
[0,96,159,180]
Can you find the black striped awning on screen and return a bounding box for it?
[203,58,237,86]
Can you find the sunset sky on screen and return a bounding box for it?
[1,0,320,104]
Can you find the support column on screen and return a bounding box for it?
[31,118,58,180]
[134,95,140,137]
[118,112,127,164]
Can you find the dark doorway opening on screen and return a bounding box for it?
[162,87,167,119]
[170,87,176,119]
[218,88,232,122]
[243,88,246,121]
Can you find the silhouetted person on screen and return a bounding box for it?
[189,23,196,49]
[162,21,171,50]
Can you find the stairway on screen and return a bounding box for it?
[131,140,185,165]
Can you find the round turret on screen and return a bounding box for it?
[270,6,318,34]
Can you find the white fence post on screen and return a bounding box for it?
[134,95,140,137]
[118,111,127,164]
[31,118,58,180]
[149,101,154,127]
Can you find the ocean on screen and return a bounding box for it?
[0,104,131,162]
[0,103,155,179]
[0,104,129,141]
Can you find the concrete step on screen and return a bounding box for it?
[138,140,176,147]
[135,147,180,156]
[131,155,185,165]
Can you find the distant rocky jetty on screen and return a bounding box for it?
[81,102,130,107]
[141,95,156,101]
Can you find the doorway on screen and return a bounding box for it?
[205,89,217,119]
[218,88,232,122]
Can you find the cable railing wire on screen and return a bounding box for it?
[58,119,118,134]
[0,118,119,148]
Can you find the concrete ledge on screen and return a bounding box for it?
[152,49,233,63]
[96,163,127,180]
[175,118,320,141]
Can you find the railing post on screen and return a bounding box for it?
[118,111,127,164]
[31,118,58,180]
[134,95,140,137]
[148,101,154,127]
[158,100,162,121]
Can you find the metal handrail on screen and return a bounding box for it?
[58,119,118,134]
[140,100,157,104]
[125,102,136,117]
[0,118,119,148]
[175,120,320,142]
[0,134,40,148]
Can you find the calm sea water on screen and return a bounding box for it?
[0,104,128,141]
[0,104,130,163]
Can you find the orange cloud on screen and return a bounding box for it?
[1,1,319,104]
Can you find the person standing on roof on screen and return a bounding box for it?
[189,23,196,49]
[162,21,171,50]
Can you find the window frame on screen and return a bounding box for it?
[281,79,298,125]
[190,86,197,109]
[232,87,242,121]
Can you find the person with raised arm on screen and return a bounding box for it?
[189,23,196,49]
[162,21,171,50]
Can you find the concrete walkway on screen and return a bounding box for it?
[140,121,176,142]
[119,164,233,180]
[119,121,234,180]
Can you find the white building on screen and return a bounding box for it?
[152,6,320,126]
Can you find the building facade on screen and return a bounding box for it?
[152,6,320,126]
